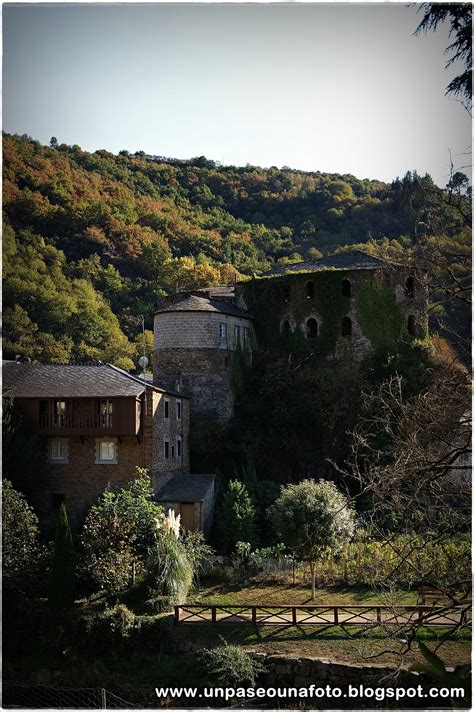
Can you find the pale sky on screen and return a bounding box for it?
[3,3,471,186]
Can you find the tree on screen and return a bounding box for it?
[2,480,44,599]
[415,4,472,108]
[341,363,471,655]
[215,480,256,552]
[80,471,163,594]
[48,503,76,609]
[271,479,356,600]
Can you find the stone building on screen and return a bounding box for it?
[2,361,213,529]
[153,289,255,421]
[152,251,428,421]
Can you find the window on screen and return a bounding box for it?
[305,281,315,299]
[39,400,49,426]
[281,320,291,335]
[49,438,68,463]
[177,436,182,459]
[53,400,68,427]
[234,325,241,346]
[243,326,252,349]
[164,439,170,460]
[171,445,175,458]
[405,276,415,298]
[342,317,352,336]
[164,399,170,419]
[51,493,65,511]
[219,321,227,346]
[176,400,182,421]
[98,399,113,428]
[342,279,351,298]
[95,438,117,464]
[407,315,417,335]
[306,318,318,338]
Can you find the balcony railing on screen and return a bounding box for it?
[39,412,113,431]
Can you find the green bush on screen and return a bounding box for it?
[80,471,163,594]
[215,480,256,552]
[48,502,76,609]
[198,643,265,687]
[147,530,194,604]
[2,479,46,599]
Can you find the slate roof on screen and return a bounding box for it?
[194,285,236,300]
[2,362,187,399]
[260,250,389,277]
[155,294,253,319]
[156,474,215,503]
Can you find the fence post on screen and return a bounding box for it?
[101,688,107,709]
[334,607,339,625]
[174,606,180,625]
[377,607,381,625]
[252,606,257,624]
[292,607,297,625]
[211,606,217,623]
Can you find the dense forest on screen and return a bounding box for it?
[3,132,471,369]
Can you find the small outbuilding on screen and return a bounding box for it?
[155,473,216,536]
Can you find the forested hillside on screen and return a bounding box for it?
[3,133,470,368]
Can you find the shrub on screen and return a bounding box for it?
[215,480,256,552]
[80,471,163,594]
[180,530,215,584]
[48,502,76,609]
[147,530,194,604]
[2,479,46,599]
[198,643,265,687]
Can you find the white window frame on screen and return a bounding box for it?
[164,398,170,420]
[164,438,170,461]
[219,322,228,348]
[176,435,182,459]
[49,438,69,464]
[176,399,182,421]
[95,438,118,464]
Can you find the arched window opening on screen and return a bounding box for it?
[342,279,351,298]
[405,276,415,298]
[281,320,291,335]
[306,281,316,299]
[342,317,352,337]
[407,315,417,335]
[306,318,318,338]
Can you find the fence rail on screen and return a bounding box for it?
[175,604,471,628]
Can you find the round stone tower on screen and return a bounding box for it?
[153,292,254,422]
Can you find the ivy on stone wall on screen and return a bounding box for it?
[356,277,405,353]
[243,270,350,358]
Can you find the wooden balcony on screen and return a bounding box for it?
[17,397,142,436]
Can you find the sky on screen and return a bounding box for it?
[3,2,471,187]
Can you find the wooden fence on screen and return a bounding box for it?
[175,604,470,628]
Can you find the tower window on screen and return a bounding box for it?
[342,317,352,336]
[405,276,415,298]
[234,325,241,346]
[281,320,291,335]
[342,279,351,298]
[164,439,170,460]
[164,399,170,419]
[177,436,182,459]
[176,400,182,421]
[407,315,417,335]
[306,318,318,338]
[305,281,316,299]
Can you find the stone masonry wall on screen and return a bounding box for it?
[150,390,190,492]
[35,434,150,523]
